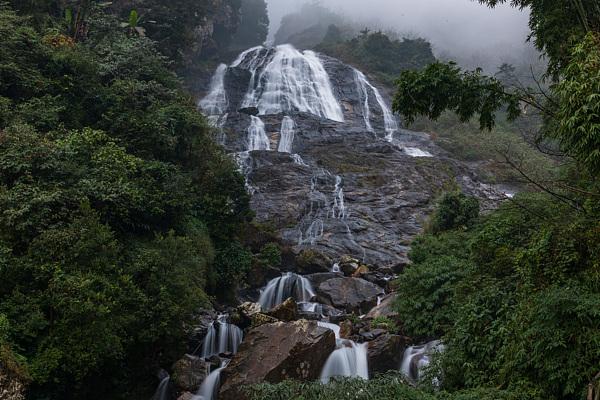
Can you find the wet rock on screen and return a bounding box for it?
[219,320,336,400]
[238,106,259,116]
[234,302,262,329]
[171,354,209,393]
[339,255,360,276]
[305,272,343,287]
[177,392,195,400]
[359,329,386,341]
[267,297,298,321]
[296,249,332,274]
[246,263,281,289]
[339,319,353,339]
[317,277,385,314]
[367,334,408,375]
[352,265,370,277]
[187,311,217,354]
[366,293,399,320]
[251,313,279,328]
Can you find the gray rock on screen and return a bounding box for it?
[317,277,384,314]
[366,293,399,320]
[171,354,209,393]
[367,334,408,375]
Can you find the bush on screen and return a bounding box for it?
[426,192,479,234]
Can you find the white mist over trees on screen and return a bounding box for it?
[266,0,534,71]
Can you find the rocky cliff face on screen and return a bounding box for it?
[200,44,503,269]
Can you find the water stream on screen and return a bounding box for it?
[200,315,243,359]
[258,272,316,310]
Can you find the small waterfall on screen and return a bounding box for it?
[320,341,369,383]
[291,153,308,166]
[354,69,374,132]
[352,68,398,141]
[331,175,346,219]
[236,45,344,122]
[319,322,369,383]
[194,361,230,400]
[200,316,243,359]
[400,340,444,383]
[331,263,341,273]
[299,302,323,314]
[199,64,228,117]
[298,219,324,245]
[247,116,270,151]
[278,116,295,153]
[151,372,170,400]
[258,272,316,310]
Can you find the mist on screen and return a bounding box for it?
[266,0,535,71]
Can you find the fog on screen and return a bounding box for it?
[266,0,535,70]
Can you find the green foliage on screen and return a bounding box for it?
[371,316,398,332]
[554,33,600,173]
[0,5,250,399]
[256,242,282,268]
[318,30,436,86]
[427,192,480,233]
[393,62,521,130]
[395,192,600,399]
[247,373,529,400]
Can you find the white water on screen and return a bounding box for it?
[193,361,229,400]
[278,116,295,153]
[353,68,398,140]
[298,219,324,245]
[258,272,316,310]
[400,340,444,383]
[320,341,369,383]
[291,153,308,166]
[235,45,344,122]
[199,64,228,117]
[404,147,433,158]
[200,316,243,359]
[331,263,341,273]
[247,116,270,151]
[299,302,323,314]
[151,374,170,400]
[331,175,346,219]
[317,321,341,340]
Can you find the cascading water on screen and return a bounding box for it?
[151,371,171,400]
[235,45,344,121]
[258,272,316,310]
[193,360,230,400]
[200,315,243,359]
[331,175,346,219]
[199,63,228,118]
[353,68,398,141]
[404,147,433,158]
[278,116,295,153]
[247,115,270,151]
[400,340,445,383]
[318,322,369,383]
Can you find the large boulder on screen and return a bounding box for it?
[317,277,384,314]
[366,293,399,320]
[367,334,407,375]
[296,249,332,274]
[219,320,336,400]
[171,354,209,393]
[267,297,298,321]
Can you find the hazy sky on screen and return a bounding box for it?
[266,0,533,68]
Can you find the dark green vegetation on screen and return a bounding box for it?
[231,0,269,50]
[318,29,436,86]
[0,3,278,399]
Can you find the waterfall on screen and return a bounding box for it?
[352,68,398,140]
[331,263,341,273]
[235,45,344,122]
[400,340,444,383]
[299,302,323,314]
[331,175,346,219]
[194,361,230,400]
[320,341,369,383]
[199,64,228,117]
[298,219,324,245]
[319,322,369,383]
[200,316,243,359]
[151,372,170,400]
[278,116,295,153]
[354,69,374,132]
[258,272,316,310]
[247,116,270,151]
[291,154,308,166]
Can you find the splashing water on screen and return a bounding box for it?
[247,116,270,151]
[404,147,433,158]
[258,272,316,310]
[199,64,228,117]
[278,116,295,153]
[400,340,445,383]
[200,316,243,359]
[320,340,369,383]
[353,68,398,140]
[235,45,344,121]
[318,321,341,340]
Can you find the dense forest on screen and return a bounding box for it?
[0,0,598,400]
